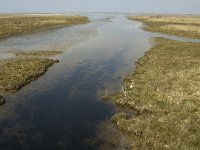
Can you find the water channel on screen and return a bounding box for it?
[0,13,199,150]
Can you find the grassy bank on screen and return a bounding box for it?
[129,15,200,39]
[105,38,200,149]
[0,50,62,104]
[0,58,58,92]
[0,14,87,104]
[0,14,89,39]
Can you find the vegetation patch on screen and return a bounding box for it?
[0,58,58,92]
[129,15,200,39]
[0,14,89,39]
[15,50,63,58]
[105,38,200,149]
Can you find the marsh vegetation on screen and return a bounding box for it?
[129,15,200,38]
[105,37,200,149]
[0,50,61,104]
[1,13,199,149]
[0,14,89,105]
[15,50,63,58]
[0,14,89,39]
[0,57,59,93]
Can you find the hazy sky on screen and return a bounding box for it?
[0,0,200,14]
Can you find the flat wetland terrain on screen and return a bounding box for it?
[0,14,89,104]
[14,50,63,58]
[129,15,200,39]
[0,51,60,93]
[1,14,200,149]
[104,15,200,149]
[0,14,89,39]
[0,50,62,103]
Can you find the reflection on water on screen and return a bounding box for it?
[1,13,194,150]
[0,19,98,55]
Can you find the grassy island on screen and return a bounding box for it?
[0,50,62,104]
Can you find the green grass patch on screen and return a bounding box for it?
[0,14,89,39]
[106,38,200,149]
[129,15,200,39]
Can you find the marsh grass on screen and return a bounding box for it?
[129,15,200,39]
[15,50,63,58]
[0,14,89,39]
[0,49,63,93]
[0,58,59,92]
[105,38,200,149]
[0,50,62,105]
[0,14,89,104]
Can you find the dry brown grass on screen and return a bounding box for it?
[129,15,200,38]
[0,58,58,92]
[15,50,63,58]
[0,50,62,105]
[105,38,200,149]
[0,50,62,93]
[0,14,89,39]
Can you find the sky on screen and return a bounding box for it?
[0,0,200,14]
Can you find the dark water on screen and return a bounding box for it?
[1,14,197,150]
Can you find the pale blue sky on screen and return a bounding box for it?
[0,0,200,14]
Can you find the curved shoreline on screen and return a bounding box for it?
[105,15,200,149]
[0,14,89,105]
[0,51,61,105]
